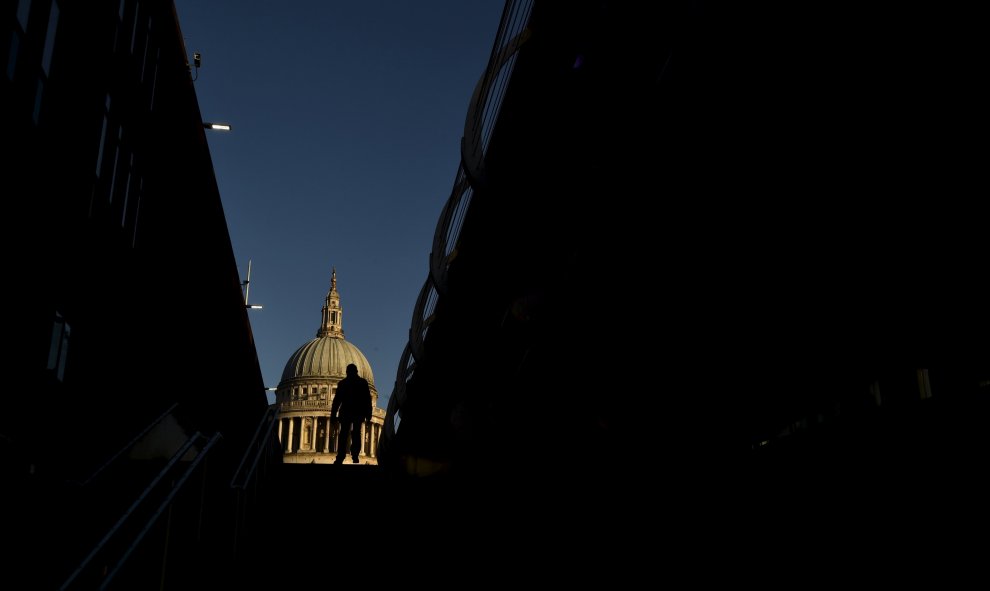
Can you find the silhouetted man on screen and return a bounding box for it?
[331,363,372,464]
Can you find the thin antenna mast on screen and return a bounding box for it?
[244,259,252,304]
[242,260,263,310]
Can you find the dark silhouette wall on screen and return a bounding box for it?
[381,0,989,517]
[2,1,270,587]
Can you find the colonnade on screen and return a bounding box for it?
[278,415,382,461]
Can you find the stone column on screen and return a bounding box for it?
[366,422,372,456]
[323,418,331,453]
[286,418,294,453]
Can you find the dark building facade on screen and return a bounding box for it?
[2,1,275,588]
[378,0,990,553]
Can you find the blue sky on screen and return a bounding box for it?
[173,1,505,406]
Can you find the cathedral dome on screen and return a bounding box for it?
[278,267,376,388]
[280,336,375,386]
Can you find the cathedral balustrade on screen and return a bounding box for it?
[279,399,328,410]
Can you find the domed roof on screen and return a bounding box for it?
[280,336,375,387]
[278,268,375,388]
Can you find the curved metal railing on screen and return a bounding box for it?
[382,0,533,462]
[462,0,533,184]
[429,169,472,294]
[408,278,439,361]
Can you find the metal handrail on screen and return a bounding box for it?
[230,405,280,489]
[59,431,207,590]
[72,402,180,487]
[100,432,223,590]
[231,405,280,490]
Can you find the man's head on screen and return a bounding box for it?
[346,363,358,377]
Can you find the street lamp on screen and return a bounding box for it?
[204,122,231,131]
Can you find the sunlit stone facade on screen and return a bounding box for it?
[275,269,385,464]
